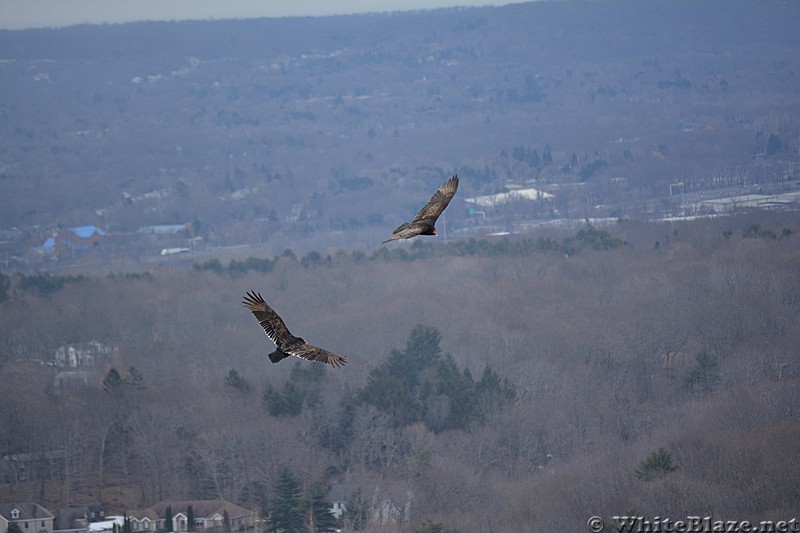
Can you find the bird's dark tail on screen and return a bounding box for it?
[268,349,289,364]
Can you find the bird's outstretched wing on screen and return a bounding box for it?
[243,291,347,368]
[242,290,293,347]
[410,175,459,226]
[285,343,347,368]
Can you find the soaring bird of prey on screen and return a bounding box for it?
[242,291,347,368]
[382,175,459,244]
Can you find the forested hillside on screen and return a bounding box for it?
[1,213,799,531]
[1,0,799,265]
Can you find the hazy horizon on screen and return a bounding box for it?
[0,0,521,30]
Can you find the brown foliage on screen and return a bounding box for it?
[1,213,799,529]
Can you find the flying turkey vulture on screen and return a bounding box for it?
[242,291,346,368]
[382,175,459,244]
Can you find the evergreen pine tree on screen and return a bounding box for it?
[271,467,303,532]
[164,505,173,533]
[186,506,194,532]
[281,381,305,416]
[685,351,721,394]
[360,324,444,426]
[398,324,443,381]
[361,359,419,425]
[126,366,145,388]
[420,354,474,432]
[359,325,516,432]
[303,482,337,532]
[222,510,231,533]
[0,272,10,303]
[103,368,124,392]
[766,133,782,155]
[122,515,132,533]
[287,362,324,407]
[224,369,251,393]
[636,447,678,481]
[262,384,288,416]
[476,364,517,420]
[261,363,324,417]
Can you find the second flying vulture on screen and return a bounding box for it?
[382,175,459,244]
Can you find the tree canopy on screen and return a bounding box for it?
[359,325,516,432]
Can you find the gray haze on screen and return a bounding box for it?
[0,0,520,29]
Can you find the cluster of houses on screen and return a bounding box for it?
[0,501,256,533]
[0,488,410,532]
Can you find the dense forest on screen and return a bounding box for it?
[1,212,799,531]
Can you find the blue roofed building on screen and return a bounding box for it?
[42,226,108,258]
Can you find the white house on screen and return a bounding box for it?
[54,341,112,368]
[127,500,255,533]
